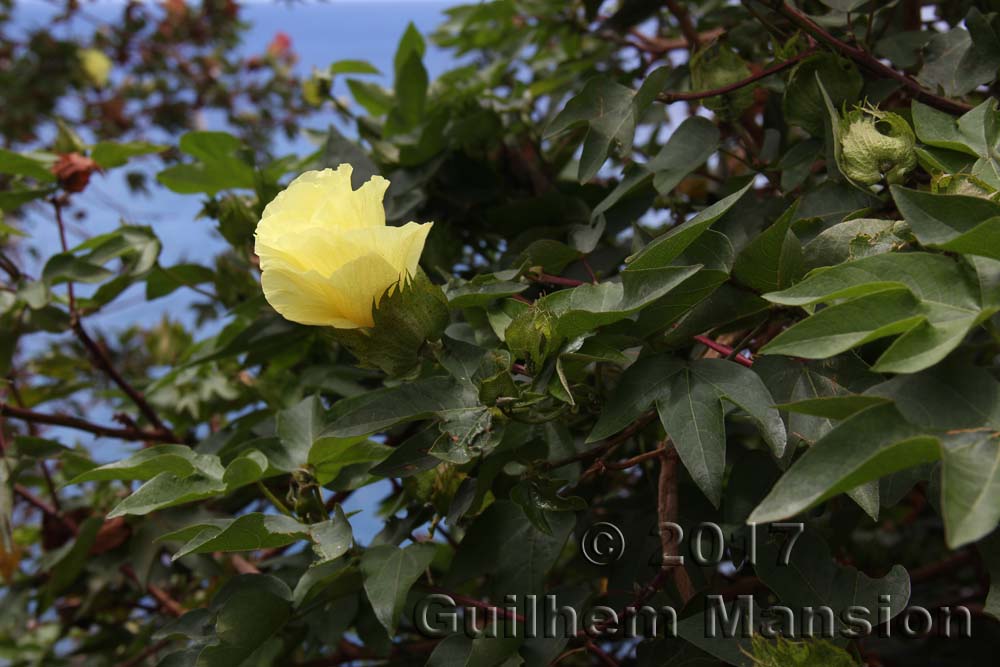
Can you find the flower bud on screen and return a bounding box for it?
[78,48,112,88]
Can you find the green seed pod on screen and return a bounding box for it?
[690,42,754,120]
[839,105,917,185]
[504,303,562,368]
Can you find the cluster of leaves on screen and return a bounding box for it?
[0,0,310,153]
[2,1,1000,666]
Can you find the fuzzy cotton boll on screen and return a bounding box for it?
[254,165,433,329]
[839,105,916,186]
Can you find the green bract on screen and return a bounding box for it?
[783,53,863,136]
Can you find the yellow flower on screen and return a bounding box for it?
[254,165,432,329]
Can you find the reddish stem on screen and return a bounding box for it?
[427,586,526,623]
[777,2,970,114]
[529,272,586,287]
[0,403,175,442]
[658,48,815,103]
[693,335,754,367]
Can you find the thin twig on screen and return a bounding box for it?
[115,640,170,667]
[657,48,814,104]
[726,321,768,362]
[603,445,666,470]
[664,0,701,50]
[585,640,621,667]
[14,483,76,533]
[297,639,439,667]
[776,2,971,114]
[52,197,76,313]
[908,550,976,582]
[53,197,179,442]
[658,447,696,602]
[37,460,61,512]
[16,480,185,618]
[627,27,725,54]
[426,586,526,623]
[551,646,588,665]
[693,335,754,367]
[740,0,792,41]
[230,554,261,575]
[527,272,586,288]
[10,383,64,511]
[6,380,39,437]
[541,411,658,471]
[70,321,178,441]
[0,253,21,282]
[121,564,184,617]
[0,403,175,442]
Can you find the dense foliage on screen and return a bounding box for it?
[2,1,1000,665]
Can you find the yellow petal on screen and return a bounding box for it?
[260,264,360,328]
[257,220,431,276]
[256,165,389,246]
[338,222,433,277]
[311,171,389,231]
[323,253,408,328]
[255,227,368,277]
[260,165,354,223]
